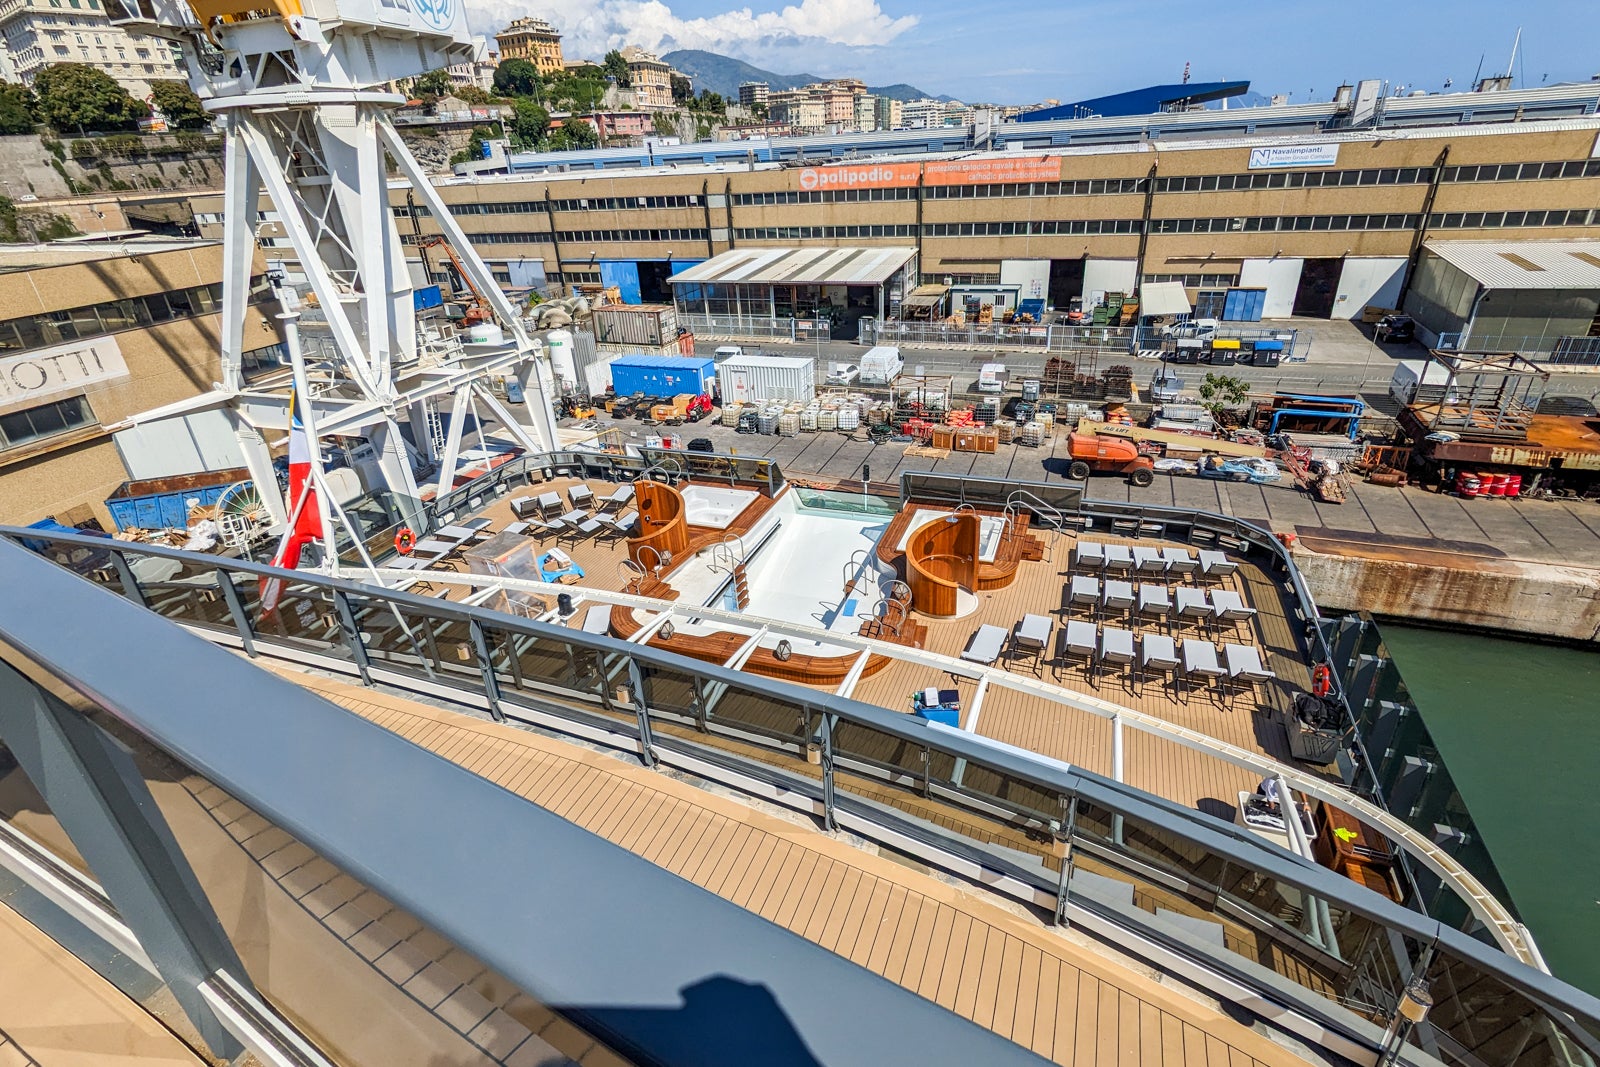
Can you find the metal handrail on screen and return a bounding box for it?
[18,523,1600,1067]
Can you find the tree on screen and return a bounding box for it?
[147,80,207,129]
[547,73,604,113]
[411,69,452,103]
[602,50,631,87]
[509,97,548,147]
[454,84,495,106]
[550,120,597,150]
[32,64,148,133]
[1197,372,1250,419]
[0,80,37,135]
[669,72,692,105]
[492,58,540,98]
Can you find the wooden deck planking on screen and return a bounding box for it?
[272,664,1311,1067]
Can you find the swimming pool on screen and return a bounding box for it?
[680,485,759,529]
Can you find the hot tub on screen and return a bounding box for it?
[680,485,759,530]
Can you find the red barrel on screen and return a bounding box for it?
[1456,471,1482,497]
[1505,474,1523,498]
[1487,473,1508,496]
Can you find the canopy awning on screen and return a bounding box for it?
[1138,281,1192,317]
[902,285,949,309]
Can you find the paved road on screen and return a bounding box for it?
[600,414,1600,569]
[688,318,1600,409]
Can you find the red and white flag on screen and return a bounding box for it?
[260,386,323,615]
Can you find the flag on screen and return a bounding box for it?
[260,385,322,615]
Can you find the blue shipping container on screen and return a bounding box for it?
[608,355,716,398]
[104,469,249,532]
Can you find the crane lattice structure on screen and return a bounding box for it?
[106,0,559,535]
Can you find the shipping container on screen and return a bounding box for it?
[590,303,680,348]
[105,467,250,531]
[606,354,716,399]
[717,354,816,404]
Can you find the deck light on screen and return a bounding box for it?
[660,620,675,639]
[1379,972,1434,1066]
[774,639,792,661]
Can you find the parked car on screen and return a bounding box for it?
[826,363,861,386]
[1161,318,1220,340]
[1376,314,1416,343]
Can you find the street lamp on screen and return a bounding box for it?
[1378,972,1434,1066]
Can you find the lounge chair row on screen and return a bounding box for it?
[1066,577,1257,635]
[512,483,632,521]
[1074,541,1237,580]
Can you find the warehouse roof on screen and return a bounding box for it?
[668,247,918,288]
[1423,239,1600,290]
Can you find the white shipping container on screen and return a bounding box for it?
[590,304,680,348]
[718,354,816,404]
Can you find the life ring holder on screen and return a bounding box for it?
[395,527,416,555]
[1310,663,1333,698]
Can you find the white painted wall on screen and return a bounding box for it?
[1240,258,1304,318]
[113,409,246,479]
[1332,257,1408,319]
[1082,259,1137,305]
[999,259,1050,303]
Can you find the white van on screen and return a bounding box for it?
[713,345,745,361]
[857,345,904,385]
[977,363,1006,393]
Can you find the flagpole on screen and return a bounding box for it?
[280,312,428,662]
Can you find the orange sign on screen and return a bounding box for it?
[923,156,1063,185]
[797,162,921,191]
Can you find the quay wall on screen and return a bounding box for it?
[1292,546,1600,644]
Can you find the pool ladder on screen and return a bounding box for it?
[708,534,750,609]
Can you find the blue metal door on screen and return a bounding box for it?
[1222,288,1266,322]
[599,261,642,304]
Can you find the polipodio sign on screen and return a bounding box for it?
[797,162,921,191]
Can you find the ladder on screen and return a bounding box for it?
[731,562,751,610]
[424,396,447,459]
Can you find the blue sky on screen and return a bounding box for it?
[481,0,1600,104]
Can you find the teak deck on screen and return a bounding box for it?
[281,669,1313,1067]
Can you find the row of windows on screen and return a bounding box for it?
[924,219,1143,236]
[1155,168,1433,192]
[735,225,918,240]
[1150,208,1598,233]
[1143,273,1241,288]
[734,188,919,206]
[0,281,229,352]
[557,228,707,243]
[926,179,1147,199]
[1443,160,1600,183]
[0,395,95,454]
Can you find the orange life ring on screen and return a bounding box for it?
[1311,663,1333,698]
[394,527,416,555]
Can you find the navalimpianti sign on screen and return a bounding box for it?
[0,337,129,408]
[1248,143,1340,169]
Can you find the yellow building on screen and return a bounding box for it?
[621,46,672,110]
[0,240,283,528]
[494,17,564,75]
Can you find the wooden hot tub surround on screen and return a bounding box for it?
[877,504,1043,602]
[628,480,690,568]
[905,513,979,617]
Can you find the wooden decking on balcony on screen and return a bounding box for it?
[278,667,1315,1067]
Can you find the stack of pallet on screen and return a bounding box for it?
[1103,365,1134,400]
[976,304,994,324]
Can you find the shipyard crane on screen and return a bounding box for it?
[104,0,560,534]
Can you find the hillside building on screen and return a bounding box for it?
[0,0,184,97]
[738,81,768,108]
[620,46,672,109]
[493,17,563,75]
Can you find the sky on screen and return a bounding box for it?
[465,0,1600,105]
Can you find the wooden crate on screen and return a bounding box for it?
[954,430,998,453]
[930,426,956,449]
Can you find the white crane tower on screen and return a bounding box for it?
[107,0,560,535]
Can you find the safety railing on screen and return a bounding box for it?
[677,312,831,344]
[9,522,1599,1067]
[898,469,1536,963]
[860,316,1136,355]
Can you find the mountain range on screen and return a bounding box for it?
[660,50,949,104]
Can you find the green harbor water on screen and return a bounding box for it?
[1378,624,1600,996]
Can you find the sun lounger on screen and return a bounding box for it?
[1162,547,1198,576]
[1139,633,1180,691]
[1197,549,1236,580]
[568,484,595,509]
[961,624,1008,665]
[1175,586,1211,629]
[1132,546,1166,576]
[599,484,635,513]
[1102,543,1133,574]
[1098,626,1135,684]
[511,496,541,520]
[1060,620,1097,671]
[1181,639,1226,698]
[1069,575,1100,615]
[1137,583,1171,627]
[1074,541,1104,571]
[1101,578,1135,618]
[536,491,563,517]
[1224,643,1276,700]
[609,511,639,539]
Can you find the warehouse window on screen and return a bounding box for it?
[0,280,236,350]
[0,395,95,451]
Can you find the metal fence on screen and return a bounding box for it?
[8,521,1599,1067]
[678,313,830,344]
[1436,334,1600,366]
[860,317,1136,355]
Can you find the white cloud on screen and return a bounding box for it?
[467,0,918,61]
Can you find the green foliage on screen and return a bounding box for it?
[751,102,768,121]
[0,80,37,135]
[544,72,605,113]
[602,50,631,87]
[41,136,64,160]
[411,69,452,102]
[541,120,597,152]
[1198,372,1250,415]
[492,58,540,98]
[669,72,693,105]
[148,80,207,129]
[0,196,18,241]
[33,64,149,132]
[454,85,495,106]
[651,112,677,137]
[686,89,725,115]
[509,97,549,147]
[35,213,79,240]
